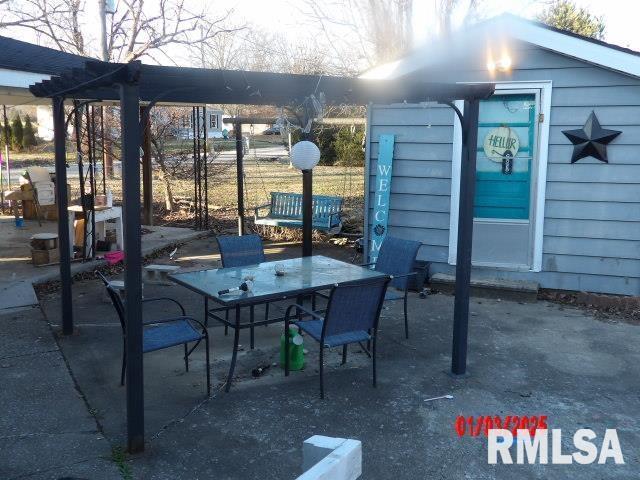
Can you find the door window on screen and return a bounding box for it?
[474,94,536,220]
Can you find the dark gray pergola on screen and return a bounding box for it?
[30,60,494,452]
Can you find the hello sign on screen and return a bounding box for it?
[483,126,520,162]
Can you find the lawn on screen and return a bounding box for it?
[6,141,365,234]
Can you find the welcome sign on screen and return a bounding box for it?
[369,134,395,264]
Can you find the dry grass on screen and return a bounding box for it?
[8,142,365,235]
[95,158,362,234]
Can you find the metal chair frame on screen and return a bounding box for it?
[284,276,391,399]
[98,272,211,396]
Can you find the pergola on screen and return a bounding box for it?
[30,59,494,452]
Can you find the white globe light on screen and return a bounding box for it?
[290,141,320,170]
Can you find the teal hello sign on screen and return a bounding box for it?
[369,134,395,264]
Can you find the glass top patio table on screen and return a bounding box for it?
[168,255,385,306]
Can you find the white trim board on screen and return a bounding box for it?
[448,81,552,273]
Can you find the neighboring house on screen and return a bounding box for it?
[175,107,229,139]
[0,36,89,139]
[362,14,640,296]
[175,108,274,139]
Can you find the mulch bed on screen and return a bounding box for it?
[539,289,640,325]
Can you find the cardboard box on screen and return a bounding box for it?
[31,248,60,266]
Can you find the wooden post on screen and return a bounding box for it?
[52,97,73,335]
[120,80,144,453]
[141,105,153,225]
[235,122,245,235]
[451,99,480,376]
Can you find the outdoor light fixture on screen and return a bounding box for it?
[290,140,320,171]
[290,140,320,257]
[487,53,512,73]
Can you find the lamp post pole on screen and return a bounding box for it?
[291,137,319,258]
[302,168,312,257]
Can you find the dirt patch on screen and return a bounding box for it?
[539,289,640,325]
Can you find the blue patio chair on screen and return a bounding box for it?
[216,234,268,349]
[97,272,210,396]
[284,276,391,399]
[369,236,421,339]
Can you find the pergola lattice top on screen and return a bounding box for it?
[29,60,495,105]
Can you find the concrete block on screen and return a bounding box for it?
[299,435,362,480]
[143,264,180,285]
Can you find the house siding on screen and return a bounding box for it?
[365,44,640,295]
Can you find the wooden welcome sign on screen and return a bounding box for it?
[369,134,395,264]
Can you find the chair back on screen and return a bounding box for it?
[97,271,126,333]
[374,236,421,290]
[216,234,265,268]
[322,276,390,338]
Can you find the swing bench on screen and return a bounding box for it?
[253,192,343,234]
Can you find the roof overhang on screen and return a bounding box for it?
[362,14,640,80]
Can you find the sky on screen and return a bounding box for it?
[231,0,640,52]
[6,0,640,66]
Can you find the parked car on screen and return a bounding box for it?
[262,126,281,135]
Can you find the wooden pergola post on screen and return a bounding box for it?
[120,78,144,453]
[141,105,153,226]
[52,96,74,335]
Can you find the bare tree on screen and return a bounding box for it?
[0,0,240,63]
[298,0,414,71]
[436,0,482,36]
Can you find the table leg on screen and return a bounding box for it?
[225,304,240,393]
[249,305,255,350]
[204,297,208,327]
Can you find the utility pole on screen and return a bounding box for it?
[3,105,11,191]
[98,0,109,62]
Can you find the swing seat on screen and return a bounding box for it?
[254,192,343,233]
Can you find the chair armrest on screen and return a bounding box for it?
[253,203,271,218]
[284,303,324,323]
[142,297,186,316]
[390,272,418,279]
[143,316,207,334]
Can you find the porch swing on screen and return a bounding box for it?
[249,113,345,234]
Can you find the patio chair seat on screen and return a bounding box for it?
[294,319,370,348]
[384,289,404,301]
[143,318,203,353]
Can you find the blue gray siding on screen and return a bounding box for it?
[365,44,640,295]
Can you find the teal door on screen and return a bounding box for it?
[472,92,538,268]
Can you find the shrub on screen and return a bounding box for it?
[11,114,23,151]
[290,124,364,167]
[334,126,364,167]
[22,114,37,149]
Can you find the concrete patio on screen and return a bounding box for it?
[0,215,205,313]
[2,237,639,478]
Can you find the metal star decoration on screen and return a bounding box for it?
[562,111,621,163]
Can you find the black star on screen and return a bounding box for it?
[562,111,621,163]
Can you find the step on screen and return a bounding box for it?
[430,273,539,302]
[143,264,180,285]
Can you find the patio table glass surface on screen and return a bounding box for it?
[169,255,385,305]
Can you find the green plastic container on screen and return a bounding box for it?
[280,327,304,371]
